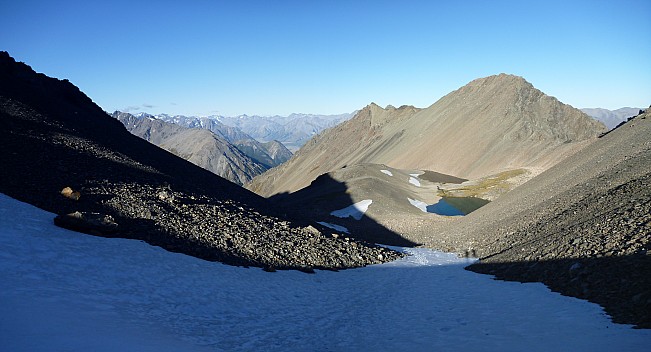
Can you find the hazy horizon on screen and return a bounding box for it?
[2,0,649,116]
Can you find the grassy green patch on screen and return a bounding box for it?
[438,169,527,198]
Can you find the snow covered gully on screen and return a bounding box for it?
[1,193,648,351]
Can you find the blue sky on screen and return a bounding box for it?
[1,0,649,116]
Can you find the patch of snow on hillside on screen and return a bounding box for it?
[330,199,372,220]
[2,193,650,352]
[380,169,393,176]
[409,176,421,187]
[407,197,428,213]
[316,221,349,234]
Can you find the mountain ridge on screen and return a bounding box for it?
[248,73,606,197]
[149,113,293,168]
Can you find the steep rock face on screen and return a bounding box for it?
[113,112,267,185]
[0,52,265,211]
[248,74,606,196]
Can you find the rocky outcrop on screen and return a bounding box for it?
[54,211,119,236]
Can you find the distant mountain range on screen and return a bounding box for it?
[148,112,354,152]
[114,110,350,182]
[113,111,273,185]
[214,112,355,152]
[581,107,642,129]
[134,113,295,167]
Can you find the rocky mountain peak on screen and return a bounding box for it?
[435,73,606,143]
[249,74,607,196]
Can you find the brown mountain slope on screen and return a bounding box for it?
[425,109,650,257]
[248,74,606,197]
[260,140,293,165]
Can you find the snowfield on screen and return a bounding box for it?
[409,176,421,187]
[380,169,393,176]
[316,221,350,234]
[1,193,649,352]
[408,197,429,213]
[330,199,372,220]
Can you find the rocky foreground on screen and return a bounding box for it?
[0,52,401,272]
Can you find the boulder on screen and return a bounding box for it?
[54,211,118,236]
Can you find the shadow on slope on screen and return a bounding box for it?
[270,173,420,247]
[0,103,262,267]
[468,253,651,329]
[0,52,402,271]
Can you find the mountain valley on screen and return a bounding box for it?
[0,52,400,272]
[113,111,270,185]
[1,49,649,331]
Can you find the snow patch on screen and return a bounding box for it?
[2,193,651,352]
[407,198,428,213]
[330,199,372,220]
[317,221,350,234]
[380,169,393,176]
[409,176,421,187]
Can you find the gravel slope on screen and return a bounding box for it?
[430,110,650,327]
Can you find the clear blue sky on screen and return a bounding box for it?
[1,0,649,116]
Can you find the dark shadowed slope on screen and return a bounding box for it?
[433,109,650,327]
[0,51,401,271]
